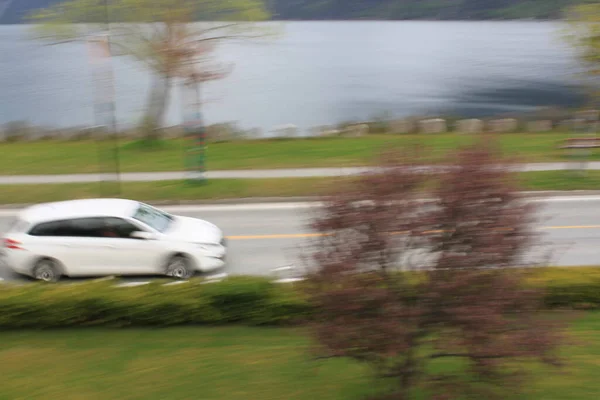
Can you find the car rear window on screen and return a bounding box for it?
[28,220,73,237]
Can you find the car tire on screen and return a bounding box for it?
[33,259,62,283]
[164,255,194,280]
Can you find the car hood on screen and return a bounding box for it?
[164,216,223,244]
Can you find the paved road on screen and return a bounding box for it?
[1,197,600,283]
[2,162,600,184]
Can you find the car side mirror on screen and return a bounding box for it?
[130,231,156,240]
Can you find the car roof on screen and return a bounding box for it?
[19,198,141,224]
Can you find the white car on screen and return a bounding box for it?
[0,198,227,282]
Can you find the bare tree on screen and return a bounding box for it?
[306,138,564,400]
[564,3,600,105]
[29,0,274,140]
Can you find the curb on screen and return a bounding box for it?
[2,191,600,210]
[516,190,600,197]
[0,197,321,210]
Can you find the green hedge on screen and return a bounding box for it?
[525,267,600,310]
[0,277,312,329]
[0,268,599,329]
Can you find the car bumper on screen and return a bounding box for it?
[199,256,226,272]
[0,252,32,277]
[197,239,227,272]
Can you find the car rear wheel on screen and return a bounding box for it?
[165,255,194,280]
[33,259,62,283]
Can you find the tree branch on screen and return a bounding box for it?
[197,23,240,34]
[311,355,343,362]
[194,34,266,43]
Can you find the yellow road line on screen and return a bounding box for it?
[225,225,600,240]
[541,225,600,230]
[226,233,326,240]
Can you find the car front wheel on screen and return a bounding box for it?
[164,255,194,280]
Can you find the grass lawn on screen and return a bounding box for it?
[0,177,336,204]
[518,170,600,191]
[0,312,598,400]
[1,170,600,204]
[0,133,592,175]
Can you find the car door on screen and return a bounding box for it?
[26,219,84,275]
[97,217,163,275]
[27,217,113,276]
[61,217,120,276]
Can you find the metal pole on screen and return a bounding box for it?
[104,0,121,195]
[88,1,120,196]
[89,37,111,195]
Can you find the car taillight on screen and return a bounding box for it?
[3,238,23,250]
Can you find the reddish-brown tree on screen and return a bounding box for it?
[306,138,563,400]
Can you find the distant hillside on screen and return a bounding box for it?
[0,0,584,24]
[270,0,580,21]
[0,0,57,24]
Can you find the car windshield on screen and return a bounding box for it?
[132,203,173,233]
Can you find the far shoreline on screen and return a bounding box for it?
[0,18,561,25]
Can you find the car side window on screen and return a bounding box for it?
[29,218,107,238]
[67,218,107,238]
[103,217,140,239]
[28,217,137,238]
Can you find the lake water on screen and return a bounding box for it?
[0,21,587,135]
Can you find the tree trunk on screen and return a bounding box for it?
[398,340,416,399]
[140,74,171,141]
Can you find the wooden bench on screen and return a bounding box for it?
[559,137,600,149]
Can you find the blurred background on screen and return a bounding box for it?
[0,0,590,136]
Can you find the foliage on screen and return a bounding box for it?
[528,267,600,309]
[2,0,591,23]
[564,2,600,104]
[0,276,310,328]
[304,138,565,400]
[28,0,270,71]
[0,268,596,331]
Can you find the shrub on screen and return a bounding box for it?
[0,277,311,329]
[0,269,597,330]
[2,121,30,142]
[524,267,600,309]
